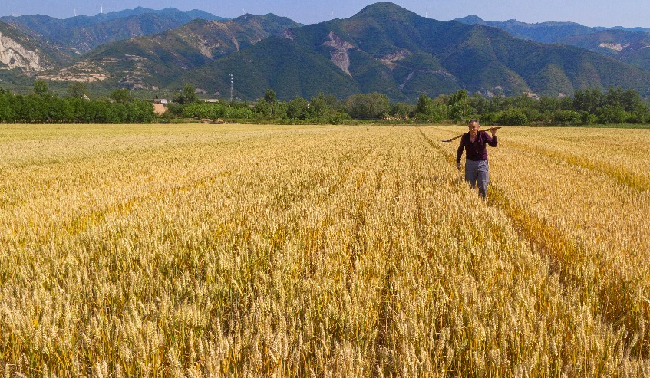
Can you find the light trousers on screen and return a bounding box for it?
[464,159,489,198]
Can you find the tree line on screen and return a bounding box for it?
[1,81,649,125]
[0,81,154,123]
[172,85,650,126]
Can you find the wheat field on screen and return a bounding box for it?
[1,123,649,377]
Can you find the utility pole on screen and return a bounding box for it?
[229,73,234,102]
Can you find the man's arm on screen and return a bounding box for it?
[456,136,465,169]
[485,130,498,147]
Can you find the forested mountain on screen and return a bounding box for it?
[48,14,301,89]
[454,16,596,43]
[174,2,650,100]
[3,2,650,101]
[1,8,225,56]
[456,16,650,71]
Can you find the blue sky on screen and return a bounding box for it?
[3,0,650,29]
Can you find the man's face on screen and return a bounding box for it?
[468,122,480,136]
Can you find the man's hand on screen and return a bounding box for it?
[490,128,498,136]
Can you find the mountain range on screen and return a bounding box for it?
[1,8,225,56]
[455,16,650,72]
[2,2,650,101]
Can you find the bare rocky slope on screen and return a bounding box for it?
[0,21,57,72]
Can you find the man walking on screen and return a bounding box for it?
[456,119,498,199]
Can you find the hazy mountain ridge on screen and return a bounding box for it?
[455,15,650,71]
[455,16,596,43]
[1,8,226,55]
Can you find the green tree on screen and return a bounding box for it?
[345,93,390,120]
[390,103,412,120]
[618,88,645,113]
[33,80,50,96]
[67,82,88,99]
[448,90,470,123]
[286,96,309,120]
[469,94,490,115]
[551,110,582,126]
[264,89,277,104]
[126,100,155,123]
[309,93,337,119]
[110,89,133,104]
[415,94,432,115]
[264,89,278,117]
[254,98,271,118]
[573,88,603,113]
[597,105,627,124]
[25,94,49,122]
[496,108,528,125]
[415,94,447,122]
[173,84,199,105]
[603,87,624,109]
[0,89,17,122]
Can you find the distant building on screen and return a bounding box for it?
[152,99,168,114]
[523,91,540,100]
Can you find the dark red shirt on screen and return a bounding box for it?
[457,131,497,163]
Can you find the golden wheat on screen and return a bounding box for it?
[1,123,648,377]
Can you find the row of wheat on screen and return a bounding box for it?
[1,123,648,377]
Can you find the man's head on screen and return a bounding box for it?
[468,119,480,136]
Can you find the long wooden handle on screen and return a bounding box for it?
[441,134,463,143]
[441,127,501,143]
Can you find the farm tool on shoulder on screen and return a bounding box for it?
[441,126,502,142]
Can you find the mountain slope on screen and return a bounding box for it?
[456,16,650,71]
[46,14,301,88]
[175,36,361,99]
[1,8,225,55]
[559,30,650,71]
[11,2,650,101]
[176,2,650,100]
[0,20,63,71]
[455,16,595,43]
